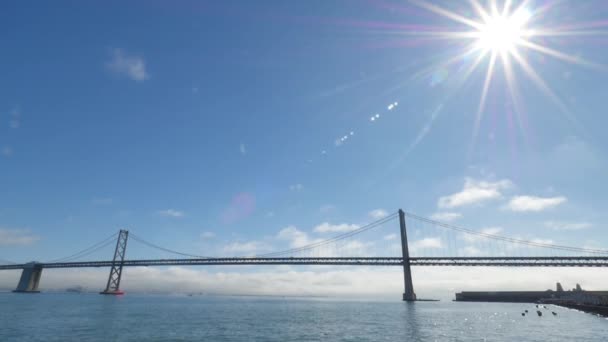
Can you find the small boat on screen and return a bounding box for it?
[521,313,526,316]
[525,310,528,313]
[537,311,542,316]
[552,312,557,316]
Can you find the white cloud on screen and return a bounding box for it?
[0,267,406,298]
[222,241,269,255]
[106,48,149,82]
[239,143,246,155]
[158,209,184,218]
[0,229,40,246]
[383,234,397,241]
[506,196,566,212]
[430,212,462,222]
[368,209,388,219]
[410,237,443,252]
[289,184,303,192]
[340,240,374,256]
[277,226,316,248]
[459,246,483,256]
[544,221,592,231]
[481,227,503,235]
[313,222,359,234]
[200,232,215,239]
[438,178,512,208]
[461,227,503,243]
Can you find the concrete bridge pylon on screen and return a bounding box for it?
[399,209,417,301]
[13,262,43,293]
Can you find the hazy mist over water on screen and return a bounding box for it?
[1,293,607,341]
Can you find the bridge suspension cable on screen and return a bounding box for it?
[46,232,119,263]
[40,210,606,263]
[254,213,399,257]
[123,213,398,259]
[129,233,213,259]
[404,211,608,255]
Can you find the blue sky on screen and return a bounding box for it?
[1,0,608,290]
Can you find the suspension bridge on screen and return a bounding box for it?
[2,209,607,300]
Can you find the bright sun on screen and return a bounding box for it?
[476,9,531,53]
[407,0,605,151]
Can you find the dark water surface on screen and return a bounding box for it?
[1,293,606,341]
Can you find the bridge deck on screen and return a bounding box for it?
[2,256,608,270]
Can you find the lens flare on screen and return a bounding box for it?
[408,0,607,149]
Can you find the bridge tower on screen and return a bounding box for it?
[13,262,43,293]
[399,209,417,301]
[100,229,129,295]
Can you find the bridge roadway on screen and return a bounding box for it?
[2,256,608,270]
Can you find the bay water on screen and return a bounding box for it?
[1,293,606,341]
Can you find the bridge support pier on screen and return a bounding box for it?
[13,262,43,293]
[100,229,129,295]
[399,209,417,301]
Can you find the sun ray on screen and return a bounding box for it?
[516,39,607,71]
[523,0,557,20]
[472,51,498,143]
[509,49,581,129]
[501,52,519,113]
[526,29,608,37]
[502,0,512,16]
[409,0,484,30]
[490,0,500,17]
[397,0,605,156]
[501,50,527,138]
[388,48,491,176]
[372,30,483,40]
[387,42,493,174]
[463,48,491,83]
[513,0,533,14]
[548,20,608,31]
[410,43,484,81]
[468,0,492,23]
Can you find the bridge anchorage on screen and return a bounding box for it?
[3,209,608,300]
